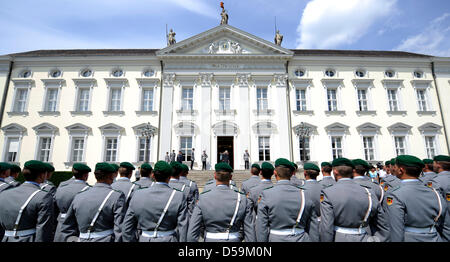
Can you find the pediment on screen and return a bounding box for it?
[157,24,293,57]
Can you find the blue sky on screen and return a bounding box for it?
[1,0,449,56]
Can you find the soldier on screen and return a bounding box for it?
[248,162,274,218]
[241,163,261,196]
[41,163,56,197]
[111,163,120,180]
[290,162,305,186]
[302,163,322,242]
[256,158,314,242]
[134,163,154,188]
[179,163,199,212]
[187,162,254,242]
[60,162,126,242]
[169,162,194,215]
[0,162,13,193]
[352,159,384,203]
[122,161,188,242]
[5,164,21,187]
[203,175,237,191]
[170,150,176,162]
[165,152,170,163]
[53,163,91,242]
[320,158,388,242]
[0,160,54,242]
[380,159,401,194]
[111,162,141,210]
[387,155,445,242]
[430,155,450,241]
[319,162,336,189]
[420,158,437,187]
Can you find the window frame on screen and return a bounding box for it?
[258,136,271,161]
[104,137,119,162]
[295,88,307,111]
[299,136,310,161]
[362,136,376,161]
[181,87,194,111]
[180,136,193,162]
[219,87,231,111]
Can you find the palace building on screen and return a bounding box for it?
[0,24,450,183]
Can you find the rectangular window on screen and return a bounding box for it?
[363,136,375,161]
[258,136,270,161]
[71,138,85,162]
[109,89,122,111]
[45,89,59,112]
[138,137,151,162]
[327,89,338,111]
[296,89,307,111]
[219,87,231,111]
[257,88,268,111]
[141,89,153,111]
[388,89,399,111]
[14,89,28,112]
[394,136,406,156]
[357,89,368,111]
[105,138,118,162]
[5,138,19,162]
[77,89,90,112]
[299,137,310,161]
[38,137,52,162]
[425,136,436,159]
[180,137,192,161]
[416,89,428,111]
[181,88,193,111]
[331,136,343,160]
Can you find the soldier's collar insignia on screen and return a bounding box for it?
[320,194,324,203]
[384,184,389,191]
[427,182,433,188]
[387,197,393,206]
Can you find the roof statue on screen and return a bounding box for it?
[275,30,283,46]
[220,2,228,25]
[168,28,176,46]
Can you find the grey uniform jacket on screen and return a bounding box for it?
[111,178,141,207]
[0,182,54,242]
[169,179,193,216]
[179,176,199,207]
[59,177,75,188]
[4,176,20,187]
[290,176,305,187]
[256,180,315,242]
[387,179,446,242]
[122,183,188,242]
[420,172,437,186]
[41,180,56,198]
[134,177,154,188]
[431,171,450,241]
[203,179,237,192]
[319,176,336,189]
[241,176,260,196]
[53,180,90,242]
[302,179,322,242]
[248,180,273,214]
[320,179,389,242]
[353,176,384,203]
[187,185,255,242]
[0,178,13,193]
[60,183,126,242]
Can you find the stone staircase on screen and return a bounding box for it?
[186,170,305,192]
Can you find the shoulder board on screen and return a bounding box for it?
[322,184,333,189]
[59,183,69,188]
[359,184,371,189]
[391,185,401,192]
[137,186,148,190]
[173,188,182,192]
[263,186,274,191]
[200,189,211,194]
[132,182,143,188]
[40,188,49,193]
[205,180,214,185]
[112,189,122,194]
[233,189,245,195]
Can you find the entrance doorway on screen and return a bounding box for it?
[217,136,234,169]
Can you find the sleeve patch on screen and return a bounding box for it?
[320,194,324,203]
[387,197,393,206]
[384,184,389,192]
[446,193,449,202]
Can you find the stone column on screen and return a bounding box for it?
[235,73,251,170]
[199,73,213,169]
[159,73,175,160]
[273,73,291,159]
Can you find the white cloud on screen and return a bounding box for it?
[395,13,450,57]
[296,0,396,49]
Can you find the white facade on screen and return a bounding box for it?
[0,24,449,184]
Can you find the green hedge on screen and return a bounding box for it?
[15,171,73,187]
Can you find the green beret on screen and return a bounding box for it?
[352,159,370,169]
[24,160,47,173]
[251,163,261,170]
[433,155,450,162]
[274,158,295,171]
[43,163,55,172]
[72,163,91,173]
[396,155,424,168]
[120,162,135,170]
[10,164,21,173]
[170,161,182,169]
[321,162,332,168]
[292,162,298,170]
[215,162,233,173]
[0,162,12,171]
[261,162,274,171]
[422,159,433,165]
[332,158,355,168]
[95,162,116,173]
[110,164,120,172]
[391,158,396,165]
[140,163,152,171]
[181,164,189,172]
[154,161,172,174]
[385,160,391,166]
[304,163,320,172]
